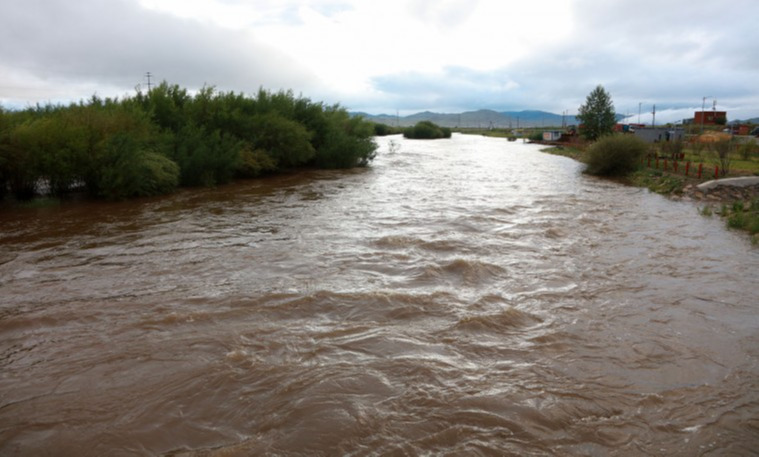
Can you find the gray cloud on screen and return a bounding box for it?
[406,0,480,29]
[367,0,759,118]
[0,0,318,105]
[1,0,757,120]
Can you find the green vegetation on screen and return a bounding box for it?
[403,121,452,140]
[710,139,732,177]
[540,145,585,161]
[715,199,759,243]
[645,138,759,176]
[629,168,685,194]
[584,134,647,176]
[540,134,759,240]
[0,82,377,201]
[528,130,545,141]
[577,85,616,141]
[738,141,758,161]
[372,123,403,136]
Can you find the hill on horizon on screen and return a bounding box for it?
[352,109,586,129]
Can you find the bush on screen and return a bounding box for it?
[169,125,241,187]
[528,130,544,141]
[660,139,684,159]
[236,146,277,178]
[98,135,179,199]
[312,110,377,168]
[709,139,732,177]
[373,123,400,136]
[738,141,758,160]
[403,121,451,139]
[248,112,315,168]
[585,134,647,176]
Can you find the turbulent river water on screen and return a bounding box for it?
[1,134,758,456]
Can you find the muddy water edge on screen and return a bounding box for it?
[1,134,758,456]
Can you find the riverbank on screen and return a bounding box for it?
[541,145,759,242]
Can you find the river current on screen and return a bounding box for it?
[1,134,758,456]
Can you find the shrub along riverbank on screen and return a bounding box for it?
[0,82,377,201]
[403,121,452,140]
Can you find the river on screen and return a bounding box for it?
[1,134,758,456]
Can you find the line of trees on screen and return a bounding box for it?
[0,82,378,200]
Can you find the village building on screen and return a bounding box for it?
[542,130,562,141]
[633,127,685,143]
[694,110,727,125]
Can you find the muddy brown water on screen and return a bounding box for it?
[1,134,758,456]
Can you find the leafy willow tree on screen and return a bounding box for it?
[577,85,616,141]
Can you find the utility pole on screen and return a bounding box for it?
[145,72,153,92]
[638,102,641,124]
[701,96,710,133]
[652,104,656,127]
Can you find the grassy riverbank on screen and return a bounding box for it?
[541,143,759,242]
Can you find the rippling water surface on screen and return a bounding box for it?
[1,134,758,456]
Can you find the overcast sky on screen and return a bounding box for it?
[1,0,758,123]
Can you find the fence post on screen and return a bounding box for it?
[698,163,703,178]
[685,161,690,176]
[714,165,719,179]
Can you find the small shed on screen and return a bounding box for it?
[542,131,562,141]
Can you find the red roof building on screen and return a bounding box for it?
[694,111,727,125]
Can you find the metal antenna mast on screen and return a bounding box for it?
[145,72,153,92]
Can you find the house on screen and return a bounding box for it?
[542,130,562,141]
[694,111,727,125]
[729,124,751,135]
[633,127,685,143]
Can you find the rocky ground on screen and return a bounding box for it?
[679,182,759,204]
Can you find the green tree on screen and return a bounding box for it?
[577,85,616,141]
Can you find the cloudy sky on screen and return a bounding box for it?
[1,0,758,123]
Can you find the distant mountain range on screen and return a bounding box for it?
[351,109,591,128]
